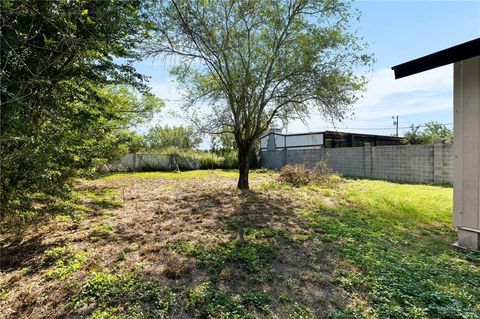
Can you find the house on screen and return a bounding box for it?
[259,130,402,152]
[392,37,480,251]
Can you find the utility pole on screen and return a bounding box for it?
[392,115,399,137]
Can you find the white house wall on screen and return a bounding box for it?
[453,56,480,250]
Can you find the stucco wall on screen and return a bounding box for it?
[453,56,480,250]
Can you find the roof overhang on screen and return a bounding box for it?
[392,38,480,79]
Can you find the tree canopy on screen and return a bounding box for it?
[145,0,371,188]
[146,125,202,150]
[1,0,161,216]
[403,122,453,145]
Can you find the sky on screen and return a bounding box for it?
[134,0,480,147]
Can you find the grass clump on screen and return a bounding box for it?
[288,302,315,319]
[241,291,271,312]
[72,270,175,318]
[81,188,123,209]
[278,162,340,187]
[186,281,249,318]
[44,245,86,279]
[170,239,276,275]
[89,223,115,241]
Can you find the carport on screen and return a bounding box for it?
[392,38,480,250]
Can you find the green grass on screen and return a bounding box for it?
[78,188,123,209]
[44,245,87,280]
[168,226,282,317]
[99,169,266,181]
[71,269,175,319]
[300,180,480,319]
[89,223,115,241]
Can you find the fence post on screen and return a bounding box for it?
[433,143,443,184]
[132,152,137,172]
[364,143,372,178]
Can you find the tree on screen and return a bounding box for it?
[210,131,236,154]
[146,125,202,149]
[0,0,160,215]
[403,122,453,145]
[145,0,371,189]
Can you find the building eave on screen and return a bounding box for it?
[392,38,480,79]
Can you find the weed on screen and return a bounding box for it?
[195,240,276,274]
[89,223,114,241]
[241,291,270,312]
[73,269,175,318]
[186,281,249,318]
[278,162,340,187]
[116,250,128,262]
[0,288,10,301]
[288,302,315,319]
[45,245,86,279]
[89,308,125,319]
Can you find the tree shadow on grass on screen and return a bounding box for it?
[0,235,61,273]
[1,178,349,319]
[152,187,349,318]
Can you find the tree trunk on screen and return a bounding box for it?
[237,146,249,189]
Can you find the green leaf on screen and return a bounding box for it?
[2,0,12,10]
[42,33,56,45]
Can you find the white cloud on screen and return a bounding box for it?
[142,64,454,141]
[286,65,453,133]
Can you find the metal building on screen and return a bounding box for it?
[259,130,402,152]
[392,37,480,251]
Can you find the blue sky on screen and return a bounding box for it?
[135,0,480,144]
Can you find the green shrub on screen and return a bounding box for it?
[135,148,240,171]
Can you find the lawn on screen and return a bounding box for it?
[1,170,479,319]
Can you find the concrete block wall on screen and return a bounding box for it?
[442,144,453,183]
[325,147,365,177]
[286,149,323,167]
[261,150,284,169]
[372,144,434,183]
[260,143,453,184]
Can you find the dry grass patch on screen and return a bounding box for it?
[1,170,345,318]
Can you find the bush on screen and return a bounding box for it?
[278,162,339,187]
[135,147,239,171]
[278,165,312,187]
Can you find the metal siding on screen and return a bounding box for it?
[260,136,268,149]
[285,133,323,147]
[275,134,285,149]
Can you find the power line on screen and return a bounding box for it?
[319,123,453,131]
